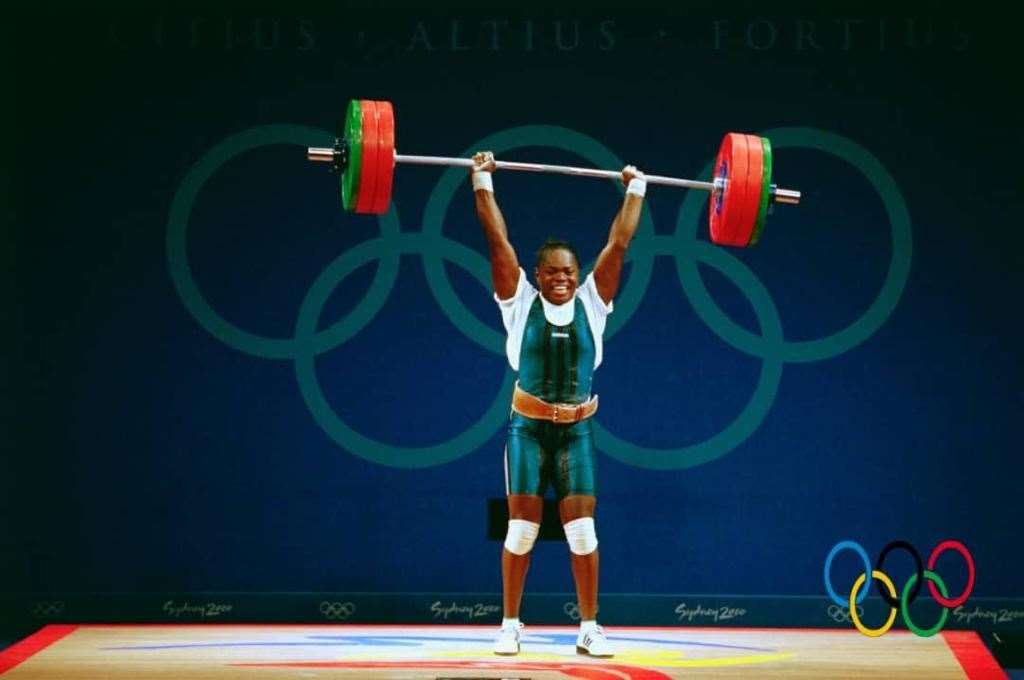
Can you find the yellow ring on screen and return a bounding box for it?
[848,570,898,637]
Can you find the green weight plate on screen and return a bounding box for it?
[749,136,772,246]
[340,99,364,212]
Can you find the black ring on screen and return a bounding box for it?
[875,540,924,607]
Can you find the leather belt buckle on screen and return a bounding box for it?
[551,403,581,423]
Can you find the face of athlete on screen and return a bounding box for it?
[535,248,579,305]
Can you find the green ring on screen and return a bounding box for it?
[420,125,657,348]
[166,123,401,360]
[594,238,785,470]
[900,570,950,637]
[749,137,772,246]
[293,232,515,468]
[341,100,363,211]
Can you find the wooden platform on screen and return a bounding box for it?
[0,624,1007,679]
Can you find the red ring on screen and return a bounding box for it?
[927,539,975,607]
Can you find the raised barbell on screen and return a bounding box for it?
[307,99,801,248]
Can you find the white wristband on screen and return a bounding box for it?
[626,177,647,198]
[472,171,494,193]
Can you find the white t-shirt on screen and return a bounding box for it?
[493,268,614,371]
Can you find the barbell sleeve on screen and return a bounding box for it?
[772,187,801,205]
[308,147,335,163]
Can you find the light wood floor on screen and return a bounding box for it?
[0,624,1006,679]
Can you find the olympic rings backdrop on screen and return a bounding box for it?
[167,124,910,470]
[5,3,1023,630]
[824,540,977,637]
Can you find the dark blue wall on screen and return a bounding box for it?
[5,3,1021,628]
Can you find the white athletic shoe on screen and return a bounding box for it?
[576,625,615,657]
[493,621,524,655]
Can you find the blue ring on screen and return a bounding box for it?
[824,540,873,607]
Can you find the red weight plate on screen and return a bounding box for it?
[355,100,380,214]
[724,134,750,246]
[708,136,729,245]
[709,133,750,247]
[372,100,395,215]
[734,134,764,247]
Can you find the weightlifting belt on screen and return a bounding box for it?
[512,383,599,424]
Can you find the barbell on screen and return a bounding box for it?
[307,99,801,247]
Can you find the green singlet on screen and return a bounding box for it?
[505,296,598,499]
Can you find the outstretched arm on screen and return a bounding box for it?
[472,151,520,299]
[593,165,646,305]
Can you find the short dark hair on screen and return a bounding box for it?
[535,238,580,269]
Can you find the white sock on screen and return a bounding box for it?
[502,617,521,630]
[580,619,598,633]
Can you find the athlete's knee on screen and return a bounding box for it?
[504,519,540,555]
[563,517,598,555]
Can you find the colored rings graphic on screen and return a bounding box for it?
[824,539,975,637]
[824,540,873,606]
[928,539,976,607]
[849,570,898,637]
[168,124,912,470]
[875,540,924,607]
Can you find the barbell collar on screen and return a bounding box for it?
[307,139,349,174]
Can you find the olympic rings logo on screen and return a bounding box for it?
[826,603,863,624]
[319,600,356,620]
[30,600,66,619]
[168,124,911,470]
[824,539,976,637]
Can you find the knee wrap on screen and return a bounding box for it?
[504,519,540,555]
[563,517,598,555]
